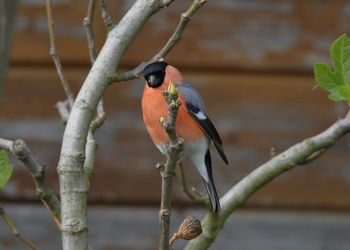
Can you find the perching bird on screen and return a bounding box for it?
[142,61,228,212]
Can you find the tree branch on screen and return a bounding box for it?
[0,203,40,250]
[0,138,61,228]
[178,162,209,206]
[45,0,74,109]
[109,0,207,83]
[57,1,174,249]
[158,82,183,250]
[83,0,97,64]
[99,0,113,29]
[83,0,106,179]
[184,116,350,249]
[55,100,70,124]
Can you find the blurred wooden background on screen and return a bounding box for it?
[1,0,350,249]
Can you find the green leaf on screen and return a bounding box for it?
[338,85,350,100]
[330,34,350,85]
[328,90,343,101]
[0,164,13,189]
[0,149,8,167]
[314,63,338,91]
[313,34,350,102]
[0,149,13,189]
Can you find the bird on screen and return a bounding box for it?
[141,61,228,212]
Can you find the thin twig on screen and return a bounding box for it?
[109,0,207,83]
[84,0,98,64]
[0,204,40,250]
[83,0,106,180]
[99,0,113,29]
[0,138,61,228]
[90,98,106,132]
[184,116,350,250]
[45,0,75,108]
[178,162,209,206]
[158,82,184,250]
[83,0,106,131]
[55,100,70,123]
[56,1,175,248]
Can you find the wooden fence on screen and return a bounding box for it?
[1,1,350,249]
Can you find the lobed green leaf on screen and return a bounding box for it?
[313,34,350,102]
[0,149,13,189]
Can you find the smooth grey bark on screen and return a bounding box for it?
[57,1,173,249]
[184,116,350,249]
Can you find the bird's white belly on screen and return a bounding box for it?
[155,137,210,182]
[156,137,209,158]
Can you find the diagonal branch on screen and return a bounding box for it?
[0,203,40,250]
[0,138,61,228]
[109,0,207,83]
[45,0,74,108]
[184,116,350,250]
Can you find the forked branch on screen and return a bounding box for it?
[185,116,350,250]
[0,138,61,227]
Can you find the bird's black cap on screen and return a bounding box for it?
[143,61,168,88]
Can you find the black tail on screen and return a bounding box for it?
[204,150,221,212]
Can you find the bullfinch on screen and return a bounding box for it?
[142,61,228,212]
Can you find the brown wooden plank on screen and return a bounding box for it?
[1,203,350,250]
[10,0,350,71]
[0,66,350,209]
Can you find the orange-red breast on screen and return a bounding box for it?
[142,62,228,212]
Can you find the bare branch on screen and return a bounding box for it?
[0,204,40,250]
[99,0,113,29]
[57,1,175,249]
[185,116,350,250]
[0,138,61,228]
[178,162,210,206]
[153,0,207,61]
[83,0,106,130]
[109,0,207,83]
[84,0,98,64]
[158,82,184,250]
[45,0,75,108]
[55,100,70,123]
[90,98,106,132]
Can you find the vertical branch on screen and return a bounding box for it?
[0,204,40,250]
[83,0,106,178]
[57,1,173,249]
[45,0,74,108]
[158,81,183,250]
[99,0,113,28]
[83,0,97,64]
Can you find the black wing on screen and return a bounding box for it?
[178,81,229,164]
